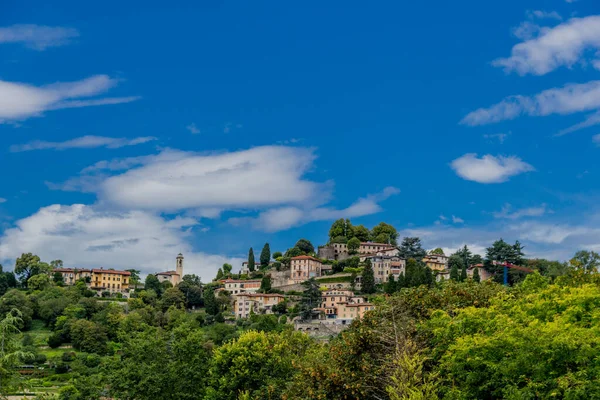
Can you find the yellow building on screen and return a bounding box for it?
[90,268,131,294]
[221,279,262,295]
[233,293,285,318]
[337,301,375,321]
[423,254,449,271]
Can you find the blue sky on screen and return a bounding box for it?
[1,0,600,279]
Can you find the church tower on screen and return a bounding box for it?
[176,253,184,278]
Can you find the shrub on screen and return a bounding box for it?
[34,353,47,365]
[55,362,70,374]
[62,351,76,362]
[48,332,63,348]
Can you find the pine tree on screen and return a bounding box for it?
[259,275,271,293]
[361,259,376,294]
[472,266,481,283]
[450,264,459,281]
[397,272,405,290]
[260,243,271,267]
[215,268,224,280]
[460,264,468,282]
[424,267,434,287]
[384,274,396,294]
[248,248,255,272]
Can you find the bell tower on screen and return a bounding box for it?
[176,253,184,278]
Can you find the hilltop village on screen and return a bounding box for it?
[50,219,528,334]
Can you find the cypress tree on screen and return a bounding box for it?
[424,267,434,287]
[215,268,224,280]
[361,259,376,294]
[460,264,468,282]
[384,274,396,294]
[450,264,459,281]
[204,288,218,315]
[259,275,272,293]
[260,243,271,267]
[472,266,481,283]
[397,272,405,290]
[248,248,255,272]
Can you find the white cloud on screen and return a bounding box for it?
[557,111,600,136]
[512,22,546,41]
[493,15,600,76]
[0,204,242,279]
[450,153,534,183]
[483,133,509,143]
[0,24,79,50]
[0,198,6,204]
[59,146,327,212]
[229,187,400,232]
[461,81,600,126]
[0,75,139,123]
[439,215,447,221]
[452,215,464,224]
[492,203,549,219]
[10,135,156,152]
[186,123,200,134]
[527,10,563,21]
[593,134,600,145]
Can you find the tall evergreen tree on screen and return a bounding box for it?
[215,268,224,281]
[460,264,468,282]
[450,263,459,281]
[398,238,427,260]
[145,274,162,295]
[361,259,376,294]
[472,266,481,283]
[203,287,219,316]
[397,272,405,289]
[260,243,271,267]
[299,278,321,321]
[248,248,255,272]
[384,274,396,294]
[424,267,434,287]
[259,275,272,293]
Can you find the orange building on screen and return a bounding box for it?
[221,279,262,295]
[290,255,323,283]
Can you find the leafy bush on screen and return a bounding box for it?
[48,332,63,348]
[62,351,76,362]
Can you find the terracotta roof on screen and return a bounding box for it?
[156,271,179,276]
[91,269,131,276]
[233,293,285,298]
[291,255,322,262]
[221,279,262,284]
[53,268,92,273]
[360,242,395,247]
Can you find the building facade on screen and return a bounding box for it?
[423,254,449,271]
[156,253,184,286]
[233,293,285,318]
[290,255,323,283]
[319,242,398,260]
[53,268,92,285]
[221,279,262,295]
[367,256,406,284]
[90,269,131,294]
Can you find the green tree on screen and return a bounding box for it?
[398,237,426,260]
[0,290,34,329]
[430,247,445,255]
[161,287,185,310]
[27,273,51,290]
[222,263,233,276]
[182,274,202,286]
[259,275,272,293]
[69,319,108,354]
[14,253,51,287]
[353,225,371,242]
[485,239,526,284]
[569,250,600,274]
[362,259,376,294]
[371,222,398,245]
[126,269,141,287]
[215,268,224,281]
[450,263,459,281]
[0,309,33,392]
[329,218,354,242]
[272,251,283,260]
[248,248,255,272]
[295,239,315,255]
[384,274,397,294]
[260,243,271,267]
[460,264,468,282]
[472,266,481,283]
[144,274,162,295]
[53,271,65,286]
[347,237,361,255]
[299,278,321,321]
[204,287,219,316]
[454,245,473,267]
[50,259,63,268]
[206,330,312,400]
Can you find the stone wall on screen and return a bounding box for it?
[294,321,348,338]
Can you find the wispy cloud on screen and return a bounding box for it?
[186,123,200,134]
[0,198,6,204]
[452,215,464,224]
[526,10,563,21]
[461,81,600,126]
[10,135,156,152]
[593,134,600,145]
[492,203,549,219]
[483,133,509,143]
[450,153,534,184]
[0,75,139,123]
[0,24,79,50]
[494,15,600,76]
[557,111,600,136]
